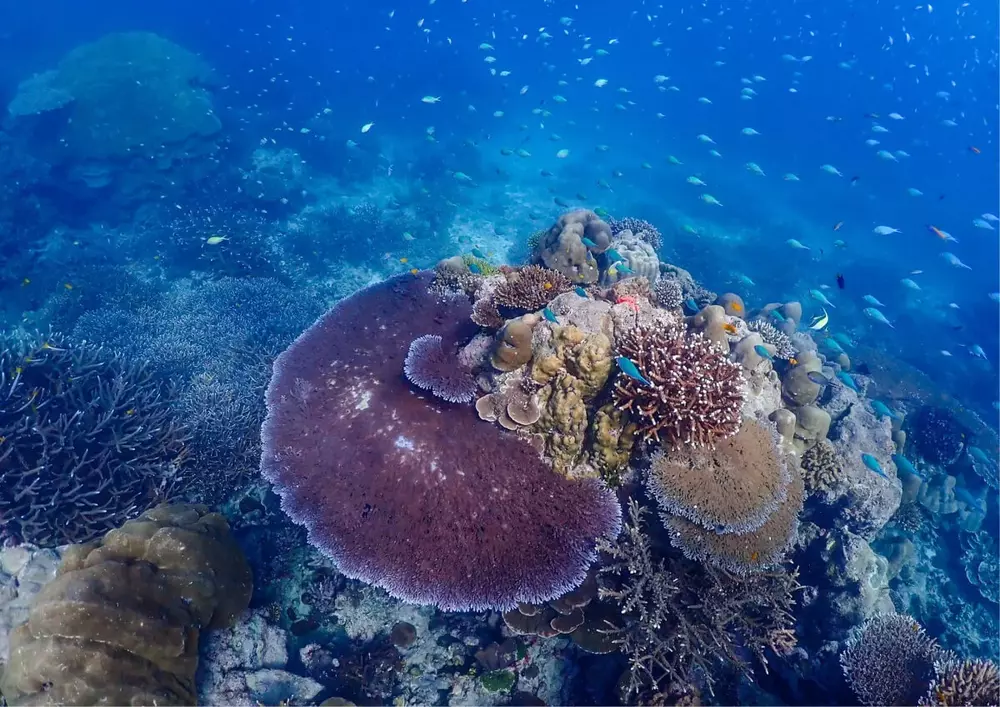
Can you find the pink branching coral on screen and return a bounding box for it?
[261,272,621,611]
[612,322,745,447]
[404,334,477,404]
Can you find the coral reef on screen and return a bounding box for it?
[801,440,847,498]
[0,331,189,546]
[746,318,797,360]
[647,418,791,534]
[492,319,536,372]
[612,322,745,447]
[603,233,659,285]
[0,503,252,705]
[920,658,1000,706]
[653,276,684,310]
[493,265,572,314]
[598,499,800,700]
[608,215,663,250]
[909,406,967,466]
[403,334,477,404]
[840,613,940,707]
[960,531,999,604]
[535,209,611,284]
[261,272,621,611]
[8,32,220,165]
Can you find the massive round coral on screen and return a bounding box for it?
[647,418,790,535]
[612,322,745,447]
[261,272,621,611]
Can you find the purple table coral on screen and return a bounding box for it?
[261,272,621,611]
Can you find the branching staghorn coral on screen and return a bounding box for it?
[612,322,744,447]
[0,332,190,546]
[597,499,800,701]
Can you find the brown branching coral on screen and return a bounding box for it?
[920,658,1000,706]
[597,499,800,701]
[494,265,572,313]
[612,322,745,447]
[647,418,791,535]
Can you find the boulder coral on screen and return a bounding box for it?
[535,209,611,284]
[8,32,220,165]
[0,503,252,705]
[261,272,621,611]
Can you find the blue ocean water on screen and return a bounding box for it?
[0,0,998,704]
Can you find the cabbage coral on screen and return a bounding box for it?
[647,419,791,535]
[612,322,744,447]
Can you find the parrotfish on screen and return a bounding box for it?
[861,453,888,478]
[684,298,699,313]
[837,370,859,393]
[871,400,898,420]
[468,262,483,274]
[863,307,894,328]
[616,356,651,386]
[891,454,923,479]
[543,307,559,324]
[754,344,774,360]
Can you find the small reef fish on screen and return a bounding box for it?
[574,287,588,298]
[862,454,888,479]
[786,239,809,250]
[968,446,993,466]
[809,289,836,308]
[205,235,228,245]
[700,194,723,206]
[696,134,716,144]
[907,188,923,197]
[754,345,774,360]
[953,486,986,511]
[471,247,489,260]
[900,278,922,291]
[969,344,987,360]
[741,127,761,136]
[421,95,441,104]
[863,295,886,307]
[686,176,708,186]
[667,155,683,165]
[820,164,843,177]
[837,371,859,392]
[941,252,972,270]
[783,173,800,181]
[616,356,651,386]
[468,262,483,274]
[873,225,901,235]
[746,162,765,176]
[808,308,830,331]
[876,150,898,162]
[542,307,559,324]
[361,122,375,133]
[891,454,923,479]
[770,309,786,322]
[863,307,895,328]
[684,298,700,313]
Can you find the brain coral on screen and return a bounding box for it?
[261,272,621,611]
[9,32,220,163]
[536,209,611,284]
[647,418,791,535]
[612,322,745,447]
[0,503,251,705]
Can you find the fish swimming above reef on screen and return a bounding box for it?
[809,289,836,308]
[864,307,894,328]
[891,454,923,479]
[862,454,888,478]
[808,308,830,331]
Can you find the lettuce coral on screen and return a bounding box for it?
[0,503,252,705]
[261,272,621,611]
[647,418,791,535]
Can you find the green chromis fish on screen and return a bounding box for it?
[616,356,651,386]
[471,247,488,260]
[574,286,588,298]
[468,262,483,274]
[543,307,559,324]
[754,344,774,360]
[581,237,598,248]
[862,453,888,478]
[594,207,611,219]
[605,248,624,263]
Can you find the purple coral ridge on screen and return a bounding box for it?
[404,334,477,404]
[261,271,621,611]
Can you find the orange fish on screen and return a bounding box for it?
[833,221,844,231]
[969,146,981,154]
[722,322,739,335]
[409,268,419,275]
[730,301,744,313]
[789,357,798,366]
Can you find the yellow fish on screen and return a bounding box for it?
[205,235,228,245]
